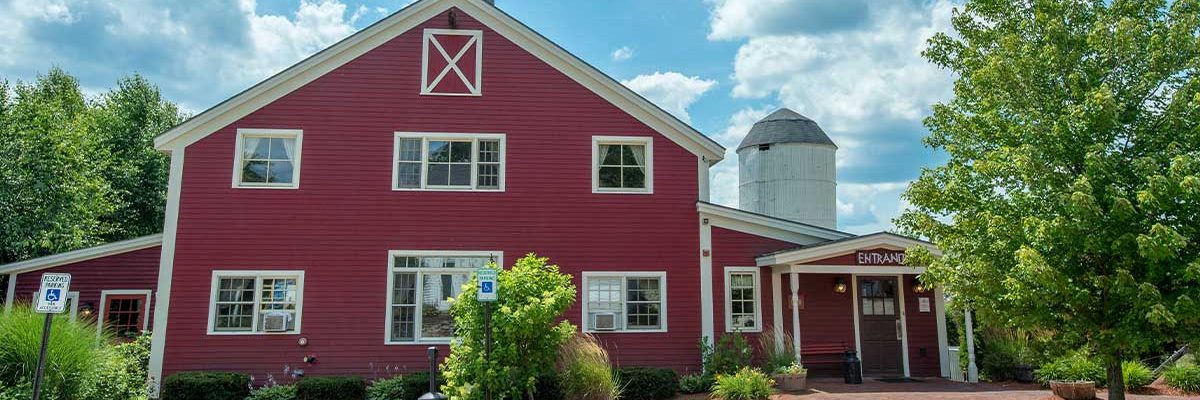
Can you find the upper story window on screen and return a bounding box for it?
[394,133,505,191]
[386,251,501,344]
[581,271,667,333]
[233,129,303,189]
[592,136,653,194]
[207,270,304,335]
[422,29,482,96]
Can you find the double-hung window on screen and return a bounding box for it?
[592,136,653,194]
[233,129,303,188]
[208,271,304,334]
[724,267,762,332]
[581,272,667,332]
[394,133,505,191]
[386,251,501,343]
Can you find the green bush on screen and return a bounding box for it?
[556,334,620,400]
[1035,351,1105,386]
[702,334,753,376]
[399,372,444,399]
[295,376,365,400]
[0,380,59,400]
[247,385,297,400]
[533,372,564,400]
[617,367,678,400]
[756,329,796,374]
[366,376,406,400]
[677,374,712,394]
[710,367,774,400]
[160,371,250,400]
[1164,364,1200,393]
[1121,361,1153,390]
[443,254,578,400]
[0,305,107,399]
[79,332,155,400]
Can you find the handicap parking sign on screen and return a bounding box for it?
[35,273,71,314]
[481,281,493,293]
[44,289,61,302]
[476,268,498,302]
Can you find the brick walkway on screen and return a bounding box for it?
[674,378,1198,399]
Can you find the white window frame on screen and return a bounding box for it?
[421,29,483,96]
[591,136,654,194]
[580,271,668,333]
[724,266,762,333]
[384,250,503,345]
[231,129,304,189]
[97,289,153,336]
[392,132,506,191]
[206,270,305,335]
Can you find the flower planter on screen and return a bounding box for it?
[773,373,807,391]
[1050,380,1096,400]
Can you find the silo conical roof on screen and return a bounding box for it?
[736,108,836,151]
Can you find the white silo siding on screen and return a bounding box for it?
[737,143,837,229]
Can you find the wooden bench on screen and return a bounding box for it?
[799,343,849,366]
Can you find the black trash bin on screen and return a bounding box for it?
[843,350,863,384]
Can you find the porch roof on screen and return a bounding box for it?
[756,231,940,269]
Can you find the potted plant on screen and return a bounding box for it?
[772,362,808,391]
[1013,347,1036,383]
[1049,380,1096,400]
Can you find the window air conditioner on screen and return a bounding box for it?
[591,312,617,331]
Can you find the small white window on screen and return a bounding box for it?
[386,251,502,344]
[592,136,653,194]
[581,272,667,332]
[208,271,304,335]
[393,133,505,191]
[724,267,762,332]
[233,129,303,189]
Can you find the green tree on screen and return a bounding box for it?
[900,1,1200,397]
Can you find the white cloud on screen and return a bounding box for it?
[836,181,911,234]
[611,46,634,61]
[707,0,869,40]
[621,71,716,124]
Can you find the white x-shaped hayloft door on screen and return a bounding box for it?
[422,29,483,95]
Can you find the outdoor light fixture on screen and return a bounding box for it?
[79,302,95,319]
[912,277,930,294]
[833,277,848,294]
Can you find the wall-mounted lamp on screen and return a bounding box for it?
[79,302,95,319]
[833,277,847,294]
[912,277,930,294]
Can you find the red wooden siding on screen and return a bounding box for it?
[790,273,855,376]
[12,246,160,330]
[902,275,941,376]
[709,227,800,369]
[163,8,701,379]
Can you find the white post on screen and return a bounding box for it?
[3,273,16,312]
[772,270,784,352]
[789,272,802,363]
[965,308,979,383]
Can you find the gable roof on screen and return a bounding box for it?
[697,201,854,244]
[152,0,726,162]
[0,234,163,276]
[755,231,939,266]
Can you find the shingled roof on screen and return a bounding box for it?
[737,108,836,151]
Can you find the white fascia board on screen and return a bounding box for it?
[756,232,941,266]
[0,234,163,275]
[697,202,852,245]
[153,0,726,162]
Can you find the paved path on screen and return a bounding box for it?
[675,378,1198,399]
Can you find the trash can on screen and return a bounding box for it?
[843,350,863,384]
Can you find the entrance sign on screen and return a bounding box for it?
[855,250,906,266]
[476,268,498,302]
[35,273,72,314]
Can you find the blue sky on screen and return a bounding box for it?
[0,0,957,234]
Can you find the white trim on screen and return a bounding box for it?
[851,275,862,363]
[384,250,503,345]
[206,270,306,335]
[699,219,714,343]
[4,273,16,311]
[421,29,483,96]
[231,129,303,189]
[897,274,911,377]
[0,234,163,276]
[698,202,850,244]
[152,0,725,161]
[784,265,926,275]
[723,266,762,333]
[592,136,654,194]
[697,156,710,202]
[757,232,940,266]
[935,287,950,378]
[580,271,668,333]
[771,271,783,351]
[149,149,185,395]
[392,132,506,191]
[97,289,153,336]
[789,273,801,361]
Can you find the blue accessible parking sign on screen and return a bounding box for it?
[476,268,498,302]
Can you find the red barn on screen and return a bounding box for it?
[0,0,952,392]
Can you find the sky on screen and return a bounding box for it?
[0,0,958,234]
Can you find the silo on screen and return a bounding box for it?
[737,108,837,229]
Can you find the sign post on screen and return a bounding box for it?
[475,267,498,400]
[32,273,71,400]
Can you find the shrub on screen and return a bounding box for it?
[0,305,107,399]
[1164,364,1200,393]
[702,334,753,376]
[756,329,796,374]
[399,372,444,399]
[710,367,774,400]
[78,347,148,400]
[677,374,712,394]
[160,371,250,400]
[248,385,297,400]
[295,376,366,400]
[443,254,578,400]
[1121,361,1153,390]
[617,367,678,400]
[556,334,620,400]
[533,372,564,400]
[366,376,406,400]
[1035,351,1105,386]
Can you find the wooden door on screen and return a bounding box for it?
[103,295,146,340]
[859,277,903,376]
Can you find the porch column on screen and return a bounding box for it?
[3,273,15,312]
[771,269,784,352]
[789,272,802,363]
[964,308,979,383]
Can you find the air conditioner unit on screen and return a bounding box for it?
[262,312,290,332]
[591,312,617,331]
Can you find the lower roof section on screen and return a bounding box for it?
[0,234,163,276]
